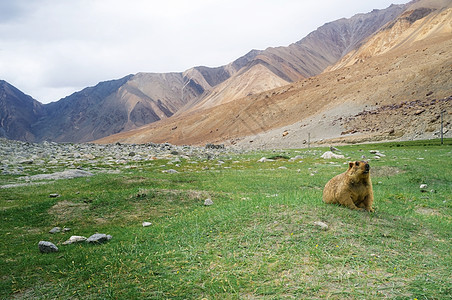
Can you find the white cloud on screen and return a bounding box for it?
[0,0,409,103]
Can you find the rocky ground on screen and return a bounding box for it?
[338,95,452,140]
[0,139,236,187]
[233,95,452,150]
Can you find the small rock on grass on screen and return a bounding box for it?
[49,227,61,234]
[313,221,329,230]
[204,198,214,206]
[86,233,112,244]
[321,151,344,159]
[142,222,152,227]
[62,236,87,245]
[38,241,59,253]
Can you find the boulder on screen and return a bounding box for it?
[86,233,112,244]
[49,227,61,234]
[38,241,59,253]
[321,151,345,159]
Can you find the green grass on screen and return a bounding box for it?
[1,140,451,299]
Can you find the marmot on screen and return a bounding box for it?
[323,161,374,212]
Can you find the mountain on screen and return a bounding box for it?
[0,2,409,143]
[0,80,44,141]
[187,3,407,111]
[4,1,448,146]
[328,0,452,71]
[32,73,203,143]
[95,0,452,147]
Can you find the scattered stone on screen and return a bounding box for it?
[62,235,87,245]
[278,166,288,170]
[414,109,425,115]
[330,146,341,153]
[19,159,34,165]
[370,150,385,157]
[49,227,61,234]
[321,151,345,159]
[313,221,329,230]
[63,227,71,232]
[205,143,225,150]
[257,157,274,162]
[86,233,112,244]
[290,155,303,161]
[162,169,178,174]
[204,198,214,206]
[142,222,152,227]
[38,241,59,253]
[420,184,428,192]
[49,193,60,198]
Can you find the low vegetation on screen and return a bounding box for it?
[1,139,451,299]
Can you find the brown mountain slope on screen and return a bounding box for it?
[96,4,452,147]
[188,3,407,112]
[329,0,452,71]
[33,73,204,143]
[1,3,407,143]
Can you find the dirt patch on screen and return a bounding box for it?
[371,166,404,177]
[416,207,441,216]
[134,188,210,201]
[48,200,89,222]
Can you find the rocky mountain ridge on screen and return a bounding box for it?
[96,0,452,148]
[0,80,44,141]
[1,2,409,143]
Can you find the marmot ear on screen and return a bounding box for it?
[349,162,354,169]
[355,161,360,166]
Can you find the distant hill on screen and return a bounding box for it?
[4,1,441,145]
[0,80,44,141]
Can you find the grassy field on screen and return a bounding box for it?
[1,140,451,299]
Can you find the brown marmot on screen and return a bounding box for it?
[323,161,374,212]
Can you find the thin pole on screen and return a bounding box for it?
[440,111,444,145]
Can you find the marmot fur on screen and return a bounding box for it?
[323,161,374,212]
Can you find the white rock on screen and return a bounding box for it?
[321,151,345,159]
[420,184,428,189]
[86,233,112,244]
[142,222,152,227]
[257,157,274,162]
[62,235,87,245]
[204,198,214,206]
[370,150,385,157]
[313,221,329,230]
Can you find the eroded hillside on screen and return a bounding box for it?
[96,2,452,148]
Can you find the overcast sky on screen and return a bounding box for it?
[0,0,408,104]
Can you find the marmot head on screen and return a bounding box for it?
[347,161,370,178]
